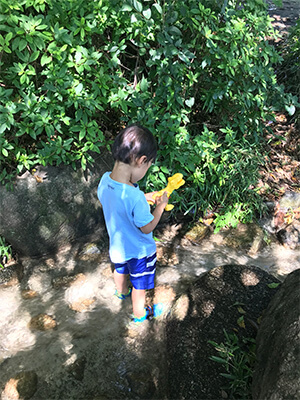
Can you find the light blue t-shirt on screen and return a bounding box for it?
[97,172,156,263]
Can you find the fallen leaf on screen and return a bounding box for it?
[34,175,43,183]
[237,316,245,329]
[203,218,214,226]
[267,282,280,289]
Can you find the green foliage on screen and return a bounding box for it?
[209,330,256,399]
[0,236,12,268]
[0,0,296,230]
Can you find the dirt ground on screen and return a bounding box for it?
[267,0,300,34]
[258,0,300,203]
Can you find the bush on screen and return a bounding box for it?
[0,0,296,228]
[209,330,256,399]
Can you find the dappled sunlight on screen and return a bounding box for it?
[0,226,299,398]
[172,294,190,321]
[201,300,216,318]
[38,224,53,241]
[0,288,37,358]
[27,272,52,296]
[241,270,260,286]
[175,237,300,281]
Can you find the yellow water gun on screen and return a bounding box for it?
[148,173,185,211]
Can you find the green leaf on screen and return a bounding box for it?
[5,32,13,42]
[160,166,169,174]
[210,356,227,364]
[285,104,295,116]
[267,283,280,289]
[75,83,83,95]
[79,129,86,141]
[20,74,27,84]
[0,124,6,134]
[220,373,236,380]
[158,172,167,183]
[143,8,151,19]
[121,4,133,11]
[178,52,190,63]
[12,37,20,51]
[41,53,51,66]
[237,316,245,328]
[81,155,86,170]
[140,76,148,92]
[19,39,27,51]
[133,0,142,13]
[34,37,45,50]
[169,26,182,36]
[30,50,40,62]
[185,97,194,108]
[153,4,162,14]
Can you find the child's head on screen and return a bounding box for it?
[112,124,157,165]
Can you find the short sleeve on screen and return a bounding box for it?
[132,192,154,228]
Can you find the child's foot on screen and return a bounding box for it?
[132,303,165,324]
[114,287,132,300]
[145,303,165,320]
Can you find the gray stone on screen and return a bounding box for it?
[2,371,38,400]
[277,219,300,249]
[252,269,300,400]
[0,153,113,257]
[166,264,281,400]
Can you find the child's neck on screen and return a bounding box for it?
[110,162,135,186]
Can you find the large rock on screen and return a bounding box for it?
[0,153,113,257]
[2,370,38,400]
[166,264,281,400]
[274,192,300,249]
[252,269,300,400]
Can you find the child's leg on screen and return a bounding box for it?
[114,269,129,295]
[131,288,146,318]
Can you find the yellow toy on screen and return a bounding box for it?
[148,173,185,211]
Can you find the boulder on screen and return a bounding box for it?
[2,371,38,400]
[252,269,300,400]
[274,192,300,249]
[0,153,113,257]
[166,264,281,400]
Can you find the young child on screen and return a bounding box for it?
[97,124,168,324]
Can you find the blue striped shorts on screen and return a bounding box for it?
[114,252,157,290]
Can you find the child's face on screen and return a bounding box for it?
[131,158,152,183]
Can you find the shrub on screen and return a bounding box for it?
[0,0,296,228]
[0,236,11,268]
[209,330,256,399]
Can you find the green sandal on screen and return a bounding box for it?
[114,287,132,300]
[132,303,165,324]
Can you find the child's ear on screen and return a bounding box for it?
[138,155,148,165]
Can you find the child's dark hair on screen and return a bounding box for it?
[112,124,157,164]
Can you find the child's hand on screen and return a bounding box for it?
[155,191,168,208]
[145,191,158,204]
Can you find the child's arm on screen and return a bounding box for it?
[140,192,168,234]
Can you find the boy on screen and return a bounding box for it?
[97,124,168,323]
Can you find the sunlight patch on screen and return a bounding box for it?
[202,300,215,317]
[173,294,189,321]
[241,270,260,286]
